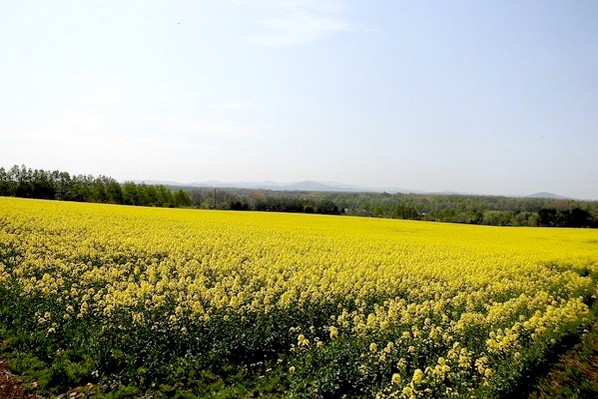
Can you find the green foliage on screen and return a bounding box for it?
[0,165,192,209]
[2,164,597,227]
[187,187,598,228]
[526,318,598,399]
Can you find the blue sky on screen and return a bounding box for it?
[1,1,597,199]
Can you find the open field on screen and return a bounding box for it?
[1,197,598,398]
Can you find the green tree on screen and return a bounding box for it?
[173,189,192,207]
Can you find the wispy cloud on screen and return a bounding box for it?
[3,111,212,159]
[243,0,351,47]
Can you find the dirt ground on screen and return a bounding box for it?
[0,358,27,399]
[528,321,598,399]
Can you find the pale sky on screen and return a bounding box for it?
[1,1,597,199]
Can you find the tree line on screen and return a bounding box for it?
[187,187,341,215]
[185,187,598,228]
[2,165,596,228]
[0,165,192,208]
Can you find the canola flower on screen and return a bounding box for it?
[0,197,597,398]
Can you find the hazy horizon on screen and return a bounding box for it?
[2,1,597,199]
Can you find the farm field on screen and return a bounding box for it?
[1,197,598,398]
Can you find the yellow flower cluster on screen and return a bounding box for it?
[1,197,597,397]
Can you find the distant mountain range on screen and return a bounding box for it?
[187,180,417,193]
[525,192,570,200]
[136,180,573,199]
[147,179,413,193]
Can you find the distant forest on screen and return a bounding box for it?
[186,187,598,228]
[1,165,597,228]
[0,165,192,208]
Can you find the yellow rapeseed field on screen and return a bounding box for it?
[1,197,597,398]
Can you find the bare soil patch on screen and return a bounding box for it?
[528,321,598,399]
[0,358,26,399]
